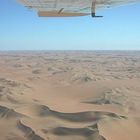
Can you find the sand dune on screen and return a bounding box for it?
[34,104,125,121]
[17,120,45,140]
[84,87,140,114]
[52,124,106,140]
[0,51,140,140]
[0,105,25,119]
[18,104,125,121]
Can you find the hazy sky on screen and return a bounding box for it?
[0,0,140,50]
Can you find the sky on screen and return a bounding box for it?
[0,0,140,50]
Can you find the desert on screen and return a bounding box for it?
[0,51,140,140]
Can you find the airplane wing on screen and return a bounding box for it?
[17,0,139,17]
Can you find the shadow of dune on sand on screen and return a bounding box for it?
[53,123,98,136]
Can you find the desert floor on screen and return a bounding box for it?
[0,51,140,140]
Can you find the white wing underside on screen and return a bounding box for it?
[17,0,139,17]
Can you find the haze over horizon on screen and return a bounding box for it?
[0,0,140,50]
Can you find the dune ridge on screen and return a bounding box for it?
[0,105,25,119]
[17,120,45,140]
[31,104,126,122]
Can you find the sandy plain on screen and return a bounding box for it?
[0,51,140,140]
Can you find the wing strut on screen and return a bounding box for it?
[91,0,103,18]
